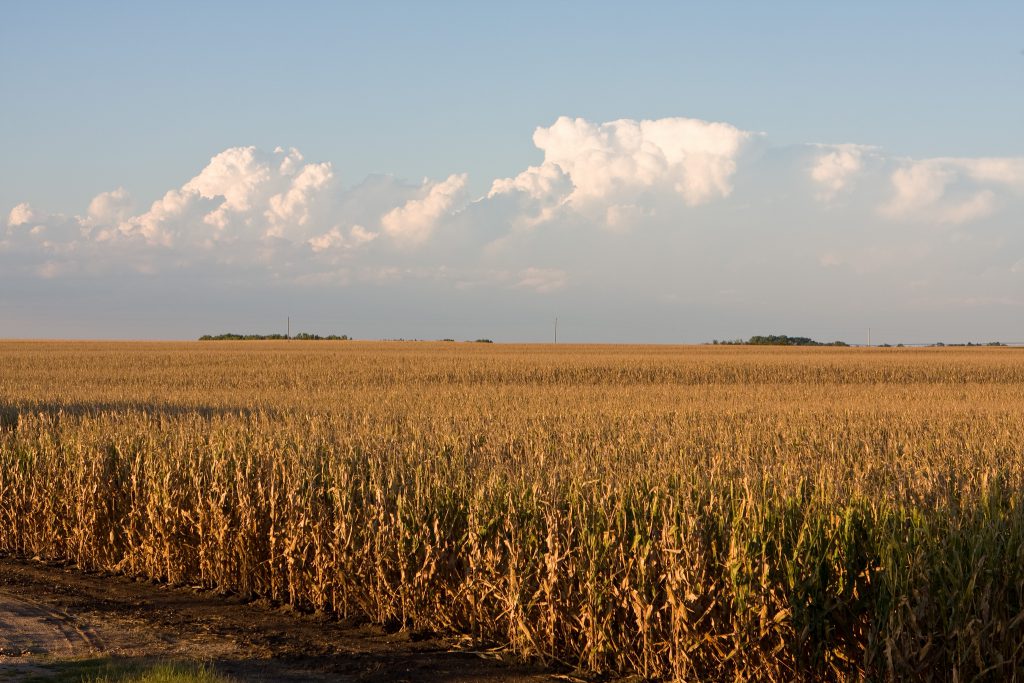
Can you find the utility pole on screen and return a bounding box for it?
[554,316,558,344]
[868,327,871,347]
[287,316,290,340]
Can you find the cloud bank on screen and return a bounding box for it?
[4,115,1024,341]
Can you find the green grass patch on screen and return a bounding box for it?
[25,658,232,683]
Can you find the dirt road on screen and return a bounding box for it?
[0,555,561,681]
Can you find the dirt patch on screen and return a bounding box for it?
[0,555,565,682]
[0,590,101,658]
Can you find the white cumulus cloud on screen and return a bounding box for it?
[380,173,468,245]
[810,144,872,201]
[3,146,468,285]
[113,147,343,245]
[307,224,377,253]
[83,187,132,230]
[184,146,272,215]
[265,162,334,237]
[880,157,1024,224]
[6,202,37,227]
[492,116,755,218]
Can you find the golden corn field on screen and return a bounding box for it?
[2,341,1024,680]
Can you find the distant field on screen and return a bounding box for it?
[2,342,1023,680]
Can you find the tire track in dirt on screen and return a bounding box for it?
[0,589,102,658]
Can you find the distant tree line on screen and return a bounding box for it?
[712,335,849,347]
[930,341,1006,347]
[199,333,351,341]
[713,336,1010,348]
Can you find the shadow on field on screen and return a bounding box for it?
[0,402,277,429]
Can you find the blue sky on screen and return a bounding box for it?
[2,2,1023,342]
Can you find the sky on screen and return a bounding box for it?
[2,1,1023,343]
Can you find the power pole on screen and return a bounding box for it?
[287,316,290,340]
[868,327,871,347]
[554,316,558,344]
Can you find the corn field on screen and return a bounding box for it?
[2,341,1023,680]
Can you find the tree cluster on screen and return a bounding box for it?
[199,333,350,341]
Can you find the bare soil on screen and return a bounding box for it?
[0,555,565,682]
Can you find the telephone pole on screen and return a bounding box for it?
[554,316,558,344]
[287,316,290,340]
[868,327,871,347]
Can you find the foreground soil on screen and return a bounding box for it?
[0,555,561,682]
